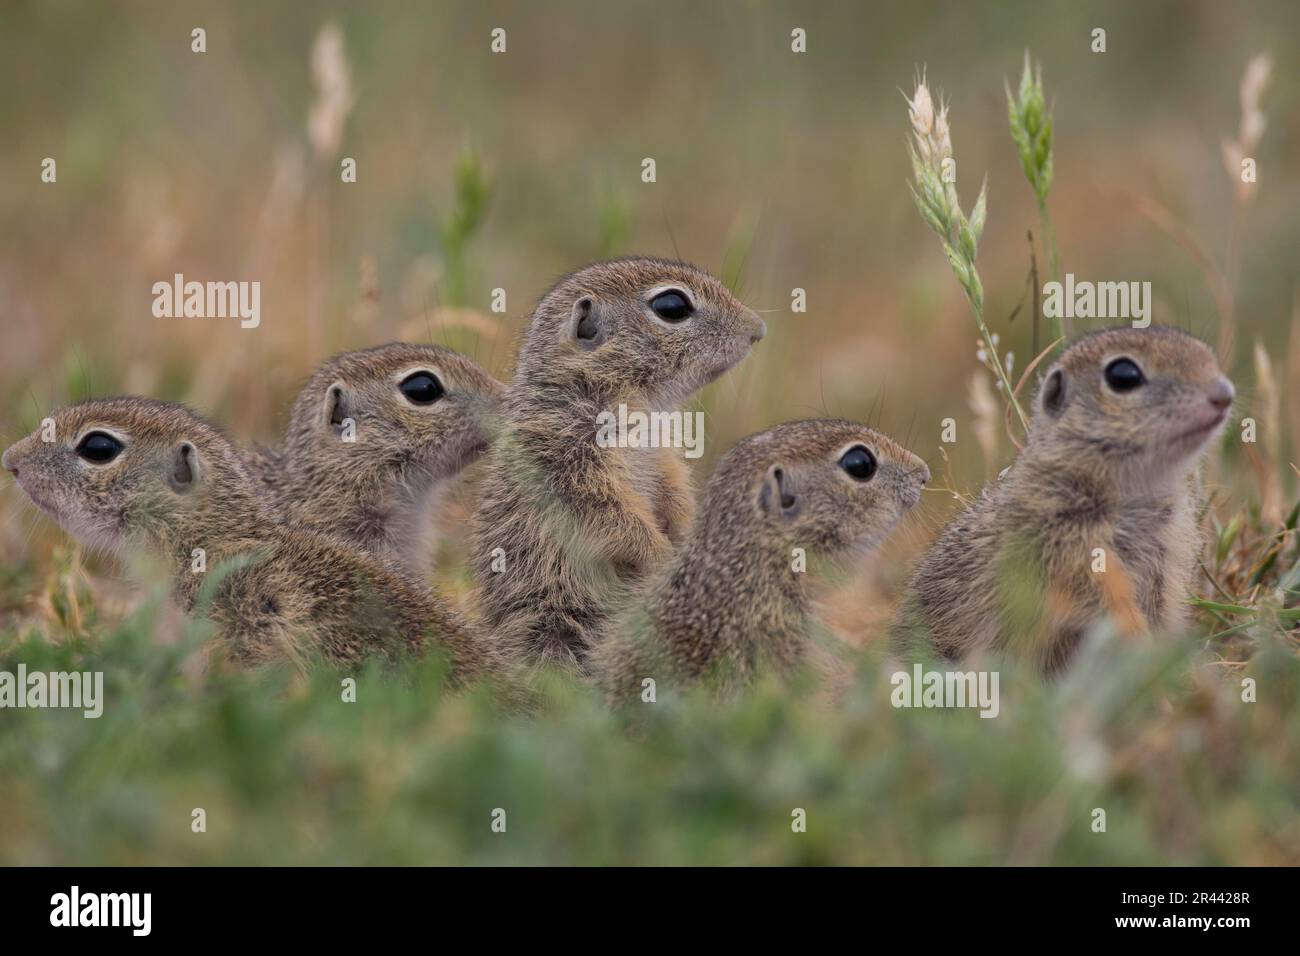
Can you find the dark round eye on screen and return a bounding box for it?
[76,431,123,464]
[839,445,877,481]
[399,371,445,405]
[1104,357,1145,392]
[649,289,693,322]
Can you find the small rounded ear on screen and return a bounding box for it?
[169,441,200,492]
[325,382,351,428]
[571,296,607,350]
[757,464,800,519]
[1040,367,1067,418]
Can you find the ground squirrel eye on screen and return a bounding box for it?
[839,445,877,481]
[1104,357,1145,392]
[649,289,693,322]
[76,432,123,464]
[399,371,445,405]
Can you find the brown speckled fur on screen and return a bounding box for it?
[469,257,766,668]
[893,325,1234,672]
[590,419,929,700]
[245,342,503,577]
[3,397,493,680]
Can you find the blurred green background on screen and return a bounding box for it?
[0,1,1297,864]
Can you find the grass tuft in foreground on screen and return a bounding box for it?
[1,573,1297,865]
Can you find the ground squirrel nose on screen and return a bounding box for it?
[917,463,931,485]
[1,446,16,476]
[749,317,767,343]
[1208,377,1235,411]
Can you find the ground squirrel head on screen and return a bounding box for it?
[3,397,262,557]
[284,342,504,482]
[1030,325,1233,487]
[703,419,929,559]
[514,256,766,405]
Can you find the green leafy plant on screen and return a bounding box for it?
[1006,51,1062,339]
[440,149,492,307]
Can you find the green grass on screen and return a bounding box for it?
[2,581,1298,865]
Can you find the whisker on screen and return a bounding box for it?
[661,200,682,262]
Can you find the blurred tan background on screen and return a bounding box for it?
[1,0,1296,636]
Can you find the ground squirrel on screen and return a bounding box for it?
[245,342,504,577]
[590,419,930,700]
[893,325,1234,672]
[3,397,491,678]
[469,257,767,667]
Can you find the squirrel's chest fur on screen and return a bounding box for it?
[624,444,682,536]
[1108,492,1198,631]
[470,413,691,665]
[902,473,1202,668]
